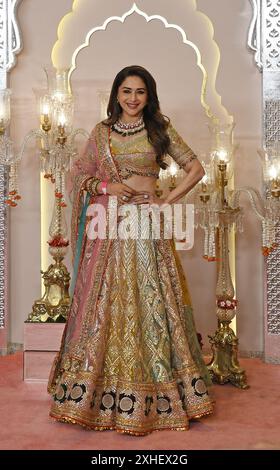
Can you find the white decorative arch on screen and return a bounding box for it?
[51,1,232,123]
[68,3,212,119]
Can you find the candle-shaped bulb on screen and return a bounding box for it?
[0,106,4,121]
[42,102,50,116]
[58,112,66,127]
[202,173,208,184]
[39,95,52,132]
[217,149,228,162]
[169,161,178,176]
[0,89,11,131]
[269,164,278,180]
[39,95,51,116]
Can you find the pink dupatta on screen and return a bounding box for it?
[48,122,122,393]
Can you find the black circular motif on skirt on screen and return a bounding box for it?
[100,391,116,411]
[145,396,153,416]
[68,383,87,403]
[117,393,136,415]
[191,377,208,397]
[156,395,172,414]
[54,383,68,403]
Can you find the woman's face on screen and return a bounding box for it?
[117,75,148,121]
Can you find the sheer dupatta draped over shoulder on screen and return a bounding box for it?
[48,122,120,391]
[48,122,213,436]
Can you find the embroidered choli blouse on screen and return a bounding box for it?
[109,123,197,180]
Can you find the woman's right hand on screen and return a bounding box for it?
[107,182,137,204]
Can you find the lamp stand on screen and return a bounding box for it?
[27,166,71,323]
[207,163,249,389]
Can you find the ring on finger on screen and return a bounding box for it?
[122,195,129,201]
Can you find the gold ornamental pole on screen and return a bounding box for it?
[207,161,249,389]
[27,122,71,322]
[27,186,71,322]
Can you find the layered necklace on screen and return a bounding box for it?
[111,115,145,136]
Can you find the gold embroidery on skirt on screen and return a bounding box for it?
[50,124,213,434]
[50,365,213,435]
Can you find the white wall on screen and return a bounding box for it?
[197,0,263,354]
[9,0,263,355]
[9,0,73,344]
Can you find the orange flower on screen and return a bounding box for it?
[262,246,269,256]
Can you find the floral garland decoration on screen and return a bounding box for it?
[217,298,238,310]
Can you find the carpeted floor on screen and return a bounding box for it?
[0,352,280,450]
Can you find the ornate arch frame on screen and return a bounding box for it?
[0,0,22,354]
[66,3,214,120]
[1,1,277,362]
[52,2,234,123]
[248,0,280,362]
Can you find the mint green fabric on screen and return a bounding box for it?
[183,305,212,386]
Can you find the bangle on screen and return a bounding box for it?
[100,181,107,195]
[84,178,92,192]
[90,178,101,195]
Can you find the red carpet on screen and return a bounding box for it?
[0,352,280,450]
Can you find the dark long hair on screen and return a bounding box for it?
[103,65,169,169]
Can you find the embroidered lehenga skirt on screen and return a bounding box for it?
[48,201,213,435]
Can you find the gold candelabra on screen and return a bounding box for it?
[155,179,163,198]
[169,174,177,192]
[28,121,71,322]
[155,122,280,388]
[0,90,21,207]
[206,159,248,388]
[0,68,89,322]
[189,122,280,388]
[27,68,89,322]
[194,124,250,388]
[157,159,181,197]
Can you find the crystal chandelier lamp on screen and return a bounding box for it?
[23,68,89,322]
[187,121,280,388]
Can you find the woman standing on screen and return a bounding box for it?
[48,65,214,435]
